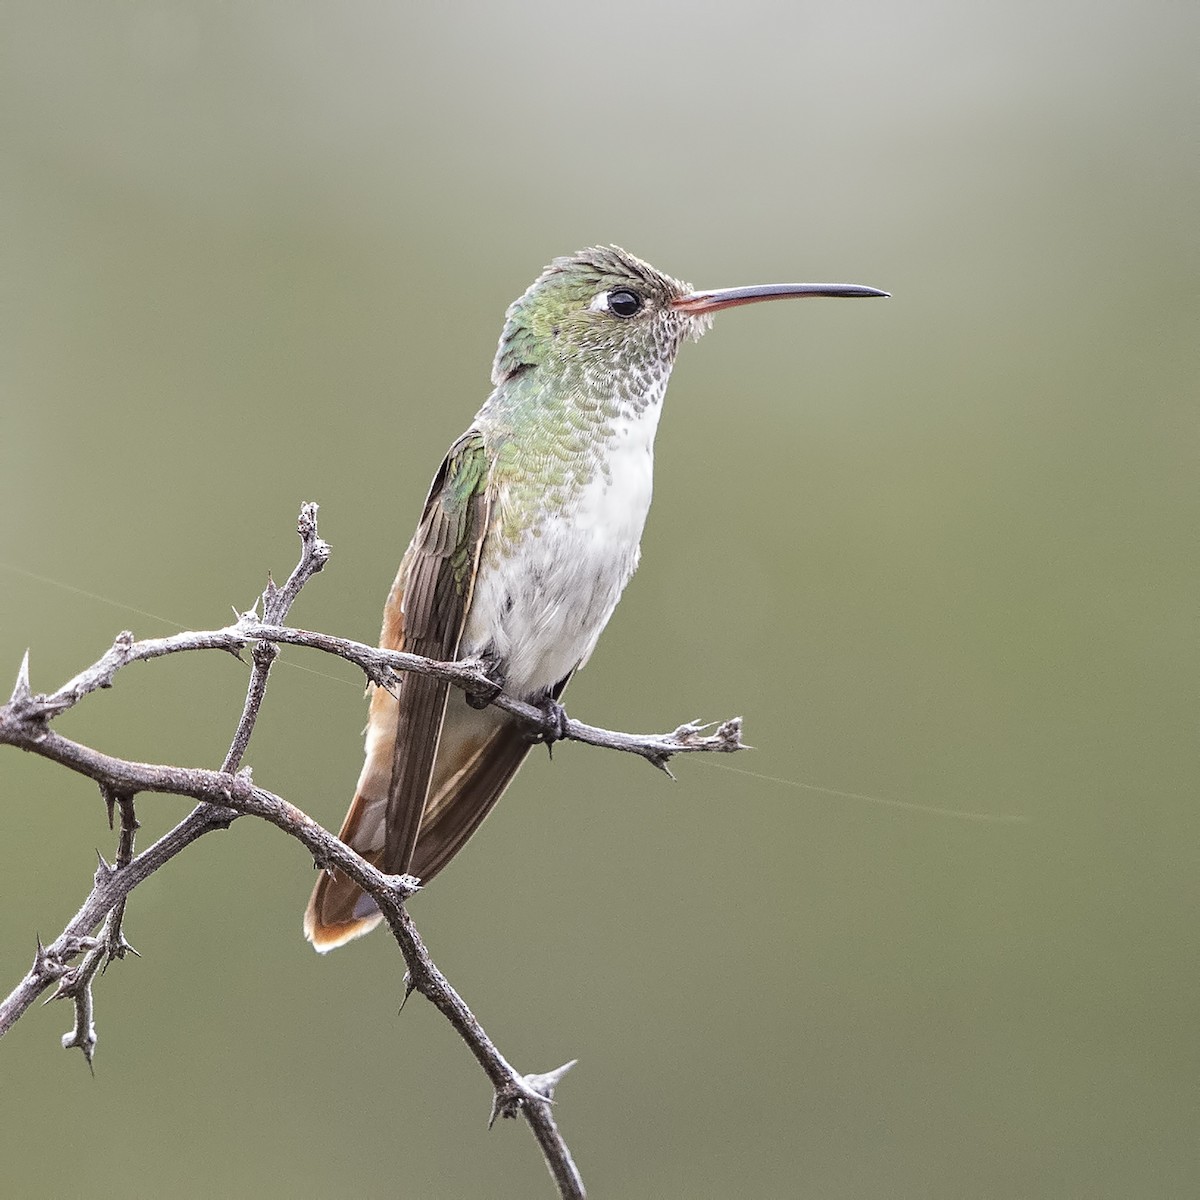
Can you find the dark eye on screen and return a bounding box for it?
[607,290,643,318]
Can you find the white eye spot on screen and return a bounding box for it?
[588,291,611,313]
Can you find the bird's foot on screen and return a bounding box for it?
[529,697,570,751]
[466,655,506,710]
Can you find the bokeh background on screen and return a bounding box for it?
[1,3,1195,1197]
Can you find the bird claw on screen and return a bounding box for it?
[466,678,503,710]
[527,698,569,750]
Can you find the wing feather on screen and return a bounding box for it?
[409,672,572,882]
[382,432,491,877]
[306,432,571,951]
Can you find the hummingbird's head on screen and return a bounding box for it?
[492,245,702,389]
[492,245,889,393]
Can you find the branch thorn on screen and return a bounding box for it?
[398,971,416,1014]
[523,1059,578,1102]
[649,753,676,780]
[9,649,32,706]
[488,1073,555,1128]
[101,784,117,830]
[102,931,140,969]
[32,934,65,981]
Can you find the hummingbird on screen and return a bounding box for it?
[305,246,887,950]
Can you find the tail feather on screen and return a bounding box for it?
[304,787,388,952]
[303,692,529,951]
[304,861,385,951]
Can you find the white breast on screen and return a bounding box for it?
[463,401,663,699]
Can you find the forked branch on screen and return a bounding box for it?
[0,502,748,1199]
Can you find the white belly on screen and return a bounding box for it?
[462,407,660,698]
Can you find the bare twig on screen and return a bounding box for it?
[17,506,337,1063]
[9,617,746,771]
[0,503,610,1198]
[1,803,235,1041]
[0,499,749,1196]
[0,720,584,1195]
[101,787,140,965]
[222,501,330,775]
[39,788,142,1072]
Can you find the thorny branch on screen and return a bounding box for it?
[0,503,748,1199]
[14,621,744,773]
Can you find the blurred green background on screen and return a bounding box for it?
[1,3,1195,1197]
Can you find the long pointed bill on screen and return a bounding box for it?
[672,282,889,314]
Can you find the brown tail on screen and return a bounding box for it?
[304,860,385,950]
[304,679,397,951]
[304,788,389,951]
[303,691,540,952]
